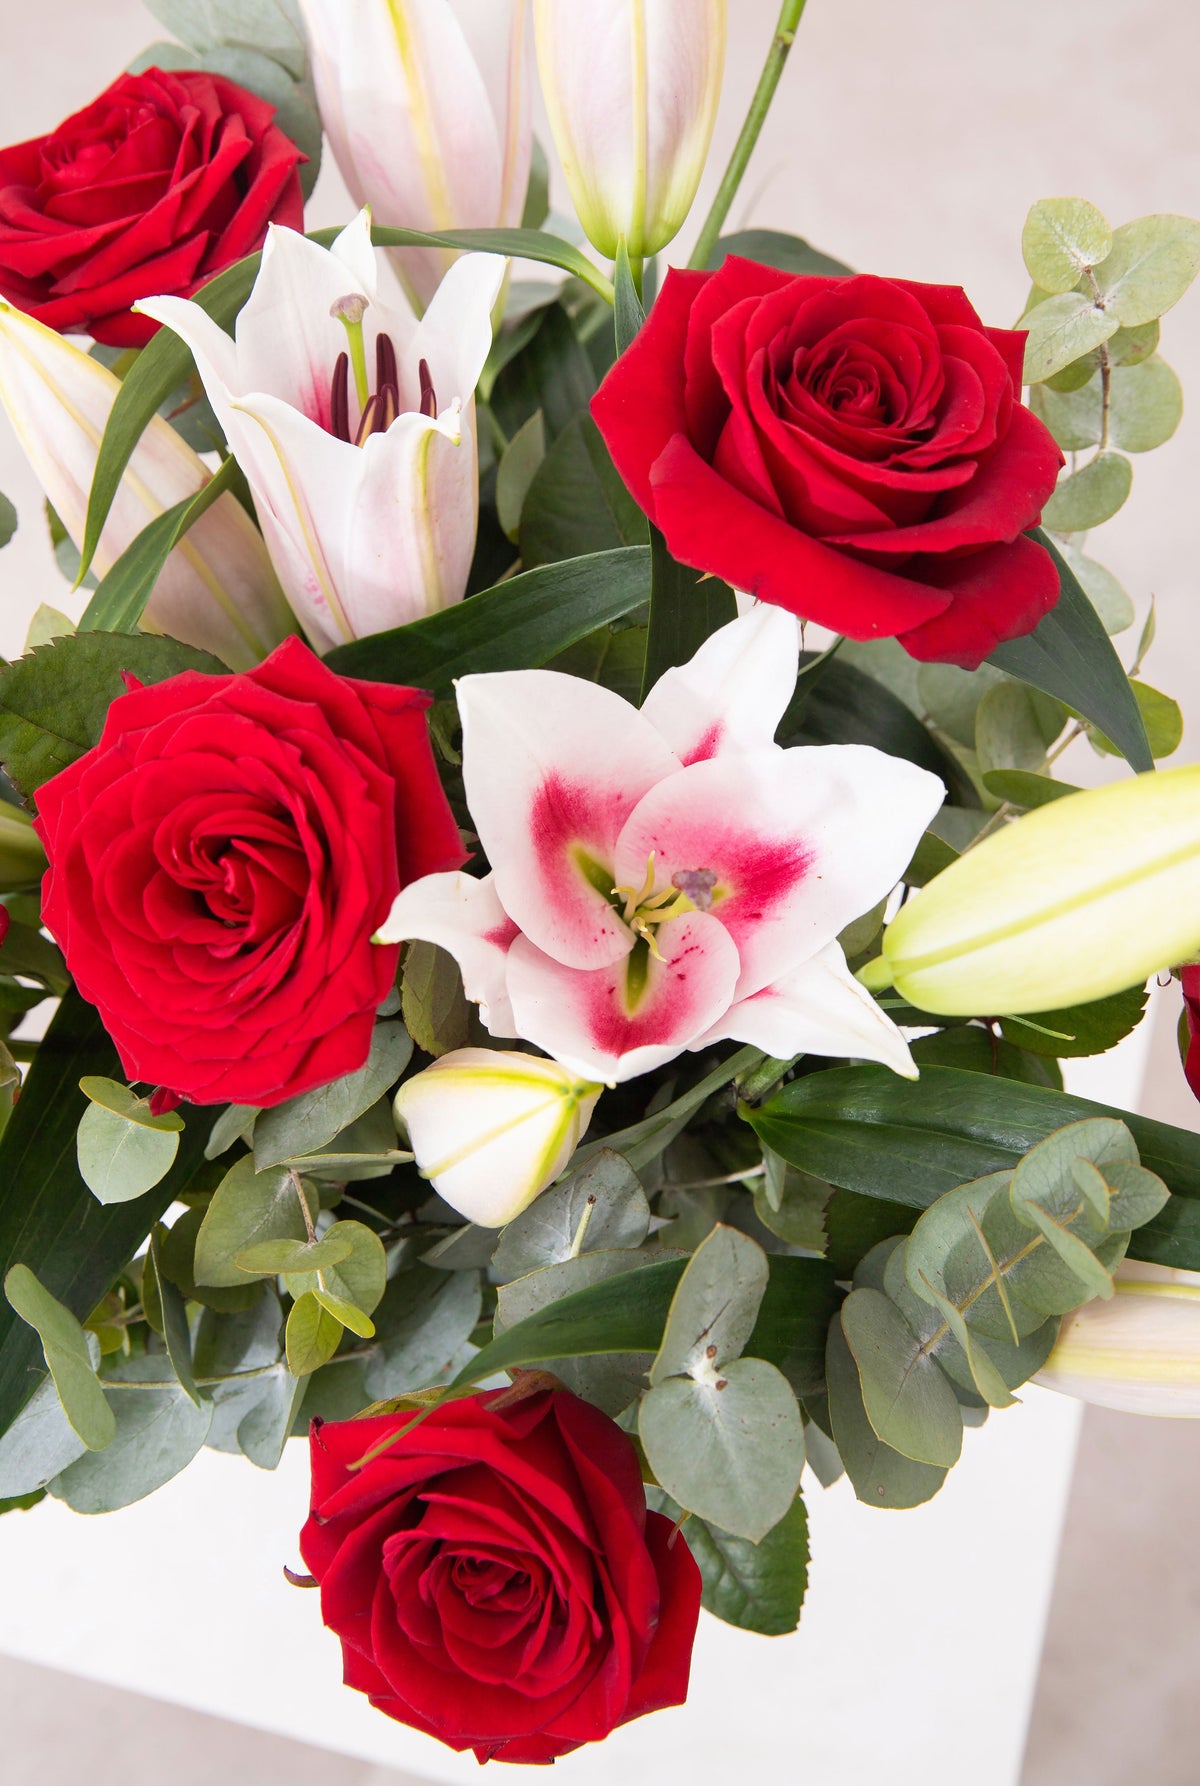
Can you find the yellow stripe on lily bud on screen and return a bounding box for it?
[1036,1262,1200,1417]
[868,766,1200,1016]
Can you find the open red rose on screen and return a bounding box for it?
[300,1390,702,1764]
[0,67,304,347]
[592,259,1065,668]
[1182,965,1200,1102]
[34,637,463,1107]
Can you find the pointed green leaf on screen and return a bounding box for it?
[253,1023,412,1169]
[3,1265,115,1452]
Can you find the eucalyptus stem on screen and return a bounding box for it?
[688,0,812,271]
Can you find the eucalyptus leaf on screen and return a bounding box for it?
[649,1225,768,1385]
[204,1103,257,1160]
[285,1292,343,1376]
[1041,451,1133,532]
[825,1319,947,1510]
[1057,545,1134,635]
[236,1232,354,1278]
[1092,215,1200,326]
[78,1077,185,1131]
[1090,680,1182,760]
[253,1023,412,1169]
[0,1368,88,1498]
[159,1207,263,1314]
[363,1265,482,1400]
[194,1157,306,1288]
[981,769,1081,809]
[282,1221,387,1318]
[0,492,15,549]
[840,1286,963,1467]
[1108,356,1183,453]
[51,1354,211,1512]
[147,1228,200,1407]
[1022,291,1117,384]
[639,1356,805,1543]
[492,1150,650,1278]
[400,942,469,1058]
[1022,198,1112,294]
[3,1266,115,1452]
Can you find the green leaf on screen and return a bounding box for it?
[147,1227,200,1407]
[974,680,1065,778]
[144,0,307,76]
[495,411,546,543]
[519,414,646,568]
[157,1206,263,1314]
[825,1318,947,1509]
[194,1156,305,1288]
[253,1023,412,1169]
[917,662,1004,747]
[1030,373,1104,453]
[1092,215,1200,326]
[0,993,216,1443]
[0,632,226,802]
[0,1369,88,1498]
[676,1496,809,1636]
[909,1027,1062,1090]
[492,1149,650,1278]
[708,230,853,278]
[981,768,1081,809]
[285,1292,343,1376]
[987,529,1152,773]
[1057,545,1134,635]
[75,1101,181,1205]
[1022,198,1112,294]
[235,1232,354,1277]
[3,1266,115,1452]
[1000,985,1149,1059]
[641,530,737,699]
[0,493,15,549]
[51,1354,212,1512]
[839,1285,963,1467]
[613,240,646,355]
[1022,291,1118,383]
[204,1103,257,1160]
[324,547,651,692]
[650,1225,768,1384]
[1109,356,1183,453]
[489,301,598,446]
[1042,451,1133,532]
[76,456,239,635]
[1091,680,1182,760]
[1109,320,1160,365]
[24,604,75,649]
[312,1288,375,1338]
[640,1356,805,1543]
[283,1220,387,1318]
[78,1077,185,1131]
[363,1265,482,1400]
[400,942,470,1058]
[746,1064,1199,1268]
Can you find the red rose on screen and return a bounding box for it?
[0,67,304,347]
[1182,965,1200,1102]
[592,259,1065,668]
[300,1390,702,1764]
[34,637,463,1107]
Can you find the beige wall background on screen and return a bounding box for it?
[0,2,1197,1782]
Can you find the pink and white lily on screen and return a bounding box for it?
[136,214,505,653]
[299,0,532,311]
[378,607,945,1085]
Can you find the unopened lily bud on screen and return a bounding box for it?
[864,766,1200,1016]
[534,0,727,260]
[0,803,46,890]
[394,1049,602,1228]
[1036,1261,1200,1417]
[0,302,291,670]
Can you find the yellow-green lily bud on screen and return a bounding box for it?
[866,766,1200,1016]
[394,1049,602,1228]
[0,804,46,891]
[1036,1262,1200,1417]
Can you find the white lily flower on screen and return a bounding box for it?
[867,765,1200,1016]
[138,215,505,653]
[299,0,532,309]
[1036,1261,1200,1417]
[394,1048,602,1227]
[0,302,292,670]
[534,0,727,259]
[379,607,944,1085]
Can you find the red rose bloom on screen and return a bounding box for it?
[1182,965,1200,1102]
[300,1391,702,1764]
[0,67,304,347]
[592,259,1065,668]
[34,637,463,1107]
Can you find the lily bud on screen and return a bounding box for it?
[1036,1262,1200,1417]
[0,803,45,890]
[865,766,1200,1015]
[534,0,727,260]
[394,1049,602,1228]
[0,302,292,671]
[298,0,532,310]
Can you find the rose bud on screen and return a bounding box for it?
[0,803,45,891]
[1036,1261,1200,1417]
[300,1389,701,1762]
[0,301,292,671]
[393,1048,602,1227]
[862,766,1200,1016]
[0,67,304,347]
[534,0,727,260]
[137,213,504,652]
[298,0,532,310]
[33,637,465,1108]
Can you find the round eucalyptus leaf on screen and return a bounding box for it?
[1021,291,1118,384]
[1108,356,1183,453]
[1093,214,1200,326]
[1022,198,1112,294]
[1041,450,1132,533]
[76,1102,181,1206]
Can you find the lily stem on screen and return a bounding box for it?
[688,0,812,272]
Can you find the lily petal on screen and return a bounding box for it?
[696,940,916,1077]
[505,913,740,1084]
[640,603,800,764]
[376,870,519,1037]
[613,745,945,1000]
[409,252,507,419]
[456,669,681,970]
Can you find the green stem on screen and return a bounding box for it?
[688,0,812,271]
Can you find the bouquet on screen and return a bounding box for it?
[1,0,1199,1766]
